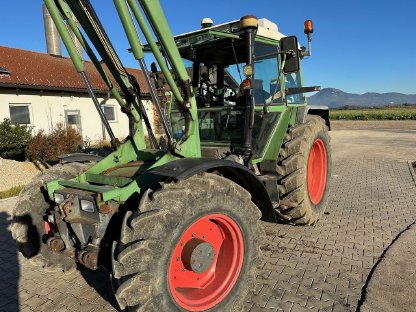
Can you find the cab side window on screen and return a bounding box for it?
[253,43,279,105]
[285,72,303,103]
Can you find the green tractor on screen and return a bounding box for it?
[11,0,331,311]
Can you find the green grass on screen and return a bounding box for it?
[0,185,23,200]
[330,107,416,120]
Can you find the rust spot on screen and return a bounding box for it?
[47,237,65,252]
[99,203,113,214]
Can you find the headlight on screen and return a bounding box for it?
[80,200,95,213]
[243,64,253,77]
[53,193,65,204]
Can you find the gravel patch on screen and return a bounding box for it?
[0,158,40,192]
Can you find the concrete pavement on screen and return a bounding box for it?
[0,126,415,312]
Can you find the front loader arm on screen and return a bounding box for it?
[45,0,158,150]
[115,0,201,156]
[44,0,200,157]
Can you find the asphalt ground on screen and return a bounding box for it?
[0,122,415,312]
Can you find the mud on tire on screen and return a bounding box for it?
[275,115,332,225]
[112,173,262,312]
[11,163,91,273]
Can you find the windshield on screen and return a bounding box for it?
[171,40,282,156]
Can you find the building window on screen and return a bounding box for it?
[103,105,116,122]
[9,104,31,125]
[66,112,80,125]
[65,110,82,136]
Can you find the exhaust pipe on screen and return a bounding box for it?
[43,3,62,56]
[43,3,83,60]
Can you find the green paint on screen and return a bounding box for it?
[127,0,184,103]
[139,0,190,82]
[114,0,144,60]
[85,173,133,188]
[261,108,293,162]
[58,180,119,194]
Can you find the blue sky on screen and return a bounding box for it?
[0,0,414,94]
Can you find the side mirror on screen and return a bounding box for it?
[280,36,300,74]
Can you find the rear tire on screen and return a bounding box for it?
[112,173,261,311]
[11,163,90,273]
[275,115,331,225]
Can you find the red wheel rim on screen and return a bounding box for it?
[168,213,244,311]
[307,138,328,205]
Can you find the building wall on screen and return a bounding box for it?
[0,89,155,142]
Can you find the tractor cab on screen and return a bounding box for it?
[167,17,306,161]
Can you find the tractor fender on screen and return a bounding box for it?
[297,105,331,130]
[150,158,276,222]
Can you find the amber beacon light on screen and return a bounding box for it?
[304,19,314,34]
[302,19,314,57]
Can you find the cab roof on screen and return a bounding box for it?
[173,18,286,49]
[172,18,286,65]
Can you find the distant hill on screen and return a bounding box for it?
[308,88,416,108]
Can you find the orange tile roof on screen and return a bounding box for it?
[0,45,150,95]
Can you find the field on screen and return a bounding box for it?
[329,106,416,120]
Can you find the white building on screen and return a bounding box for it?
[0,46,156,143]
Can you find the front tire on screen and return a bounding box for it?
[11,163,90,272]
[112,173,261,311]
[275,115,332,225]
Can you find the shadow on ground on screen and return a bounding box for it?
[80,267,119,310]
[0,206,119,312]
[0,212,19,312]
